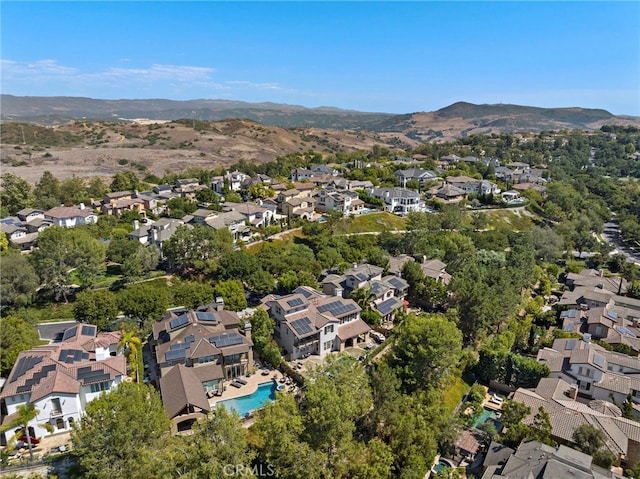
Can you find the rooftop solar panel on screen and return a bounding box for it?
[169,342,191,351]
[291,317,313,336]
[377,298,401,316]
[165,349,187,361]
[169,315,189,330]
[287,297,304,307]
[62,326,78,341]
[196,312,218,322]
[185,335,195,343]
[616,326,637,338]
[209,332,243,348]
[81,325,97,337]
[10,356,44,383]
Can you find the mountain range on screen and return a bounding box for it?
[2,95,639,142]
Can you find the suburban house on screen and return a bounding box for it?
[0,324,125,443]
[44,204,98,228]
[100,191,146,217]
[566,269,628,295]
[280,196,316,220]
[511,376,640,467]
[425,183,467,203]
[263,287,370,360]
[444,176,500,196]
[151,304,253,433]
[226,171,250,192]
[481,439,623,479]
[314,188,358,215]
[329,179,374,191]
[222,202,275,229]
[367,187,427,215]
[204,210,252,242]
[394,168,437,188]
[128,218,184,250]
[321,263,408,322]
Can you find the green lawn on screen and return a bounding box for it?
[442,371,475,414]
[471,209,537,231]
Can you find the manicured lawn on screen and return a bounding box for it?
[442,371,475,414]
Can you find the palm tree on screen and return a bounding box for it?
[0,403,39,461]
[350,286,376,311]
[118,331,142,383]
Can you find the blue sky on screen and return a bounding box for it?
[2,1,639,115]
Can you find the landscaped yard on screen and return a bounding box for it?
[442,371,476,414]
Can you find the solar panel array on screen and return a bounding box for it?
[593,353,606,368]
[62,327,78,341]
[209,332,244,348]
[169,342,191,352]
[169,314,189,330]
[58,349,90,364]
[10,356,44,383]
[196,312,218,322]
[616,326,638,338]
[609,310,619,320]
[565,339,577,350]
[377,298,400,316]
[317,301,357,316]
[81,325,97,337]
[291,317,313,336]
[185,335,196,343]
[165,349,187,361]
[287,297,304,307]
[77,366,111,385]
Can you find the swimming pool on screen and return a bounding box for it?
[215,382,277,417]
[432,458,454,473]
[472,407,503,431]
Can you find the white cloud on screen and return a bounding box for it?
[225,80,284,91]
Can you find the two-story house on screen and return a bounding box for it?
[367,187,427,215]
[394,168,437,188]
[0,325,124,443]
[44,204,98,228]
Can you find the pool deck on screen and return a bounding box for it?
[208,368,286,409]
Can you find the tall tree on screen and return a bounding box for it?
[33,170,62,209]
[71,382,170,479]
[73,289,119,331]
[163,225,233,276]
[391,314,463,391]
[0,316,43,377]
[0,253,39,308]
[0,173,33,216]
[117,331,142,382]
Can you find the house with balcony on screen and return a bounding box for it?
[44,204,98,228]
[394,168,437,188]
[367,187,427,215]
[128,218,184,250]
[0,324,124,443]
[264,287,369,361]
[314,188,357,215]
[151,304,253,433]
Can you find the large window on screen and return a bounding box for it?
[90,381,111,393]
[51,398,62,415]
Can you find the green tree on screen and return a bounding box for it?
[117,281,170,332]
[60,175,89,205]
[572,423,606,455]
[248,269,275,296]
[0,173,33,216]
[71,382,170,479]
[121,244,161,281]
[0,403,39,461]
[32,226,106,300]
[117,331,142,383]
[391,314,463,391]
[501,400,533,448]
[531,406,553,445]
[170,280,215,310]
[110,171,141,193]
[33,170,62,209]
[163,225,232,276]
[213,279,247,311]
[186,406,256,478]
[0,253,39,308]
[0,316,43,377]
[86,177,109,200]
[73,289,119,331]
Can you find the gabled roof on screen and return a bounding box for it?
[159,364,210,419]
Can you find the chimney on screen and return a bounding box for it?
[133,220,139,230]
[243,321,252,341]
[215,296,225,311]
[569,384,579,400]
[353,262,358,269]
[79,203,85,210]
[583,333,591,343]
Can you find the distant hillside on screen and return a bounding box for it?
[0,95,640,145]
[3,96,638,142]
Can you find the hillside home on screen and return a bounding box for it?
[44,204,98,228]
[314,188,357,215]
[222,201,275,229]
[100,191,146,217]
[367,187,426,215]
[128,218,184,250]
[394,168,438,188]
[151,305,253,433]
[0,324,124,443]
[264,287,369,360]
[425,183,467,203]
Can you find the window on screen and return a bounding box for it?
[55,418,65,430]
[324,341,332,351]
[324,325,334,335]
[90,381,111,393]
[586,382,591,391]
[51,398,62,415]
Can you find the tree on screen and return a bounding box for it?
[0,403,39,461]
[0,253,39,308]
[572,424,606,455]
[0,316,43,377]
[170,280,215,310]
[216,250,260,283]
[531,406,553,445]
[628,281,640,300]
[501,400,532,448]
[86,177,109,200]
[73,289,119,331]
[71,382,170,479]
[213,279,247,311]
[391,314,463,391]
[0,173,33,216]
[185,406,256,478]
[33,170,62,209]
[121,244,160,281]
[117,281,170,332]
[60,175,89,205]
[248,269,275,296]
[110,171,141,193]
[32,227,106,300]
[117,331,142,382]
[163,225,232,276]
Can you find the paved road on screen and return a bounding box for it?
[602,219,640,265]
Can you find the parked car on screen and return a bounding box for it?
[18,435,40,445]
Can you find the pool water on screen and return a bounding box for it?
[472,407,503,431]
[215,382,277,417]
[433,459,452,473]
